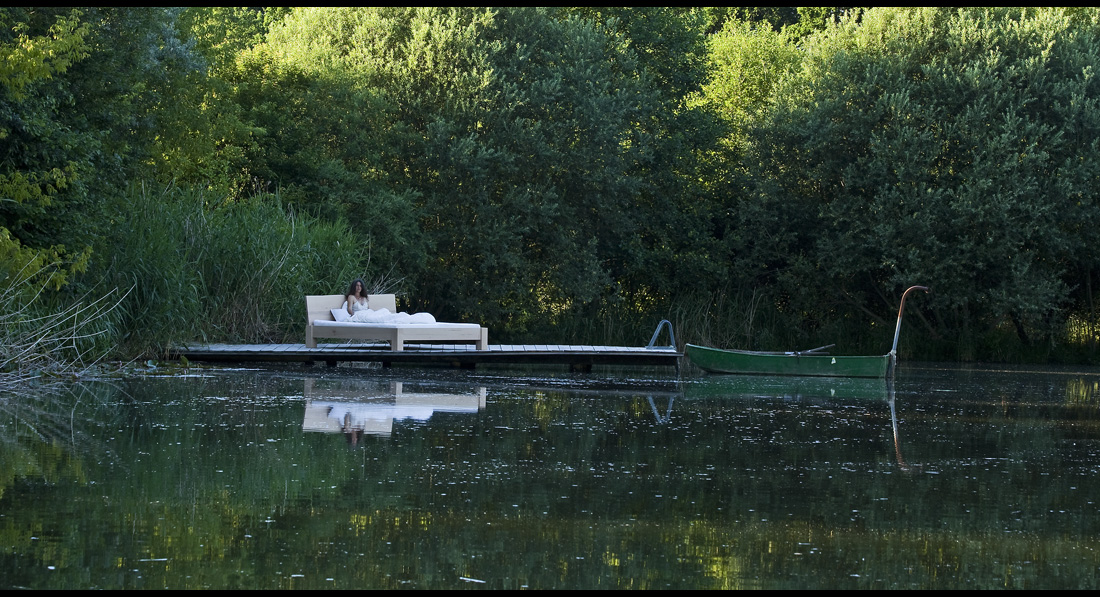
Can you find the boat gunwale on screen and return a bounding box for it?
[685,344,885,359]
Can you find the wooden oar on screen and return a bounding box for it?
[798,344,835,354]
[783,344,835,356]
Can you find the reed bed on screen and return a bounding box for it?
[91,184,376,357]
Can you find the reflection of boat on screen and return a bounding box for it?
[302,378,486,437]
[686,374,912,469]
[686,285,929,378]
[885,377,911,471]
[683,373,888,401]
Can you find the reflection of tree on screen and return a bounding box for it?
[3,371,1100,589]
[0,383,116,498]
[0,382,120,587]
[1065,377,1099,405]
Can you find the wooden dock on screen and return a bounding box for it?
[173,341,683,371]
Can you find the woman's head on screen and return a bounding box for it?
[346,278,366,297]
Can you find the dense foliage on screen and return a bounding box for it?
[2,6,1100,363]
[744,8,1100,360]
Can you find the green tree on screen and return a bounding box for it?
[248,7,672,336]
[749,7,1100,358]
[697,18,801,153]
[1,8,209,288]
[0,8,92,288]
[560,7,729,334]
[144,7,270,193]
[225,8,422,277]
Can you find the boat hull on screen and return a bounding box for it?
[685,344,890,378]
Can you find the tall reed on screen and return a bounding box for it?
[89,183,373,358]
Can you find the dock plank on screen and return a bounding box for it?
[173,342,681,369]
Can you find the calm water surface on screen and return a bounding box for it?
[2,362,1099,589]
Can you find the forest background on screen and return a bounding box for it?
[3,6,1100,369]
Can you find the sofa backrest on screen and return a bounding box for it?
[367,294,397,312]
[306,294,398,321]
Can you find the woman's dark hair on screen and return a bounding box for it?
[346,278,367,297]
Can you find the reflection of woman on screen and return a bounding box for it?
[345,279,369,316]
[343,411,364,447]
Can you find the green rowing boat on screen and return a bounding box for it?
[686,285,929,378]
[685,344,889,378]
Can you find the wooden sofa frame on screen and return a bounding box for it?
[305,294,488,351]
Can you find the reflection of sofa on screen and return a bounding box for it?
[301,378,487,436]
[305,294,488,351]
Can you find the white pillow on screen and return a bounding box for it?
[331,307,350,322]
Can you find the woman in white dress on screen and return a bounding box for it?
[343,278,436,324]
[345,279,370,316]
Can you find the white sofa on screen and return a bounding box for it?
[305,294,488,351]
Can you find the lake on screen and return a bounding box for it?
[2,362,1099,589]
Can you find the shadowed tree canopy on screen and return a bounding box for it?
[2,6,1100,363]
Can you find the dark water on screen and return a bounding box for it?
[2,363,1099,589]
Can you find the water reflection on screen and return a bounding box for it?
[4,365,1100,589]
[685,373,916,469]
[683,373,889,401]
[884,378,916,472]
[647,395,677,423]
[302,377,487,442]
